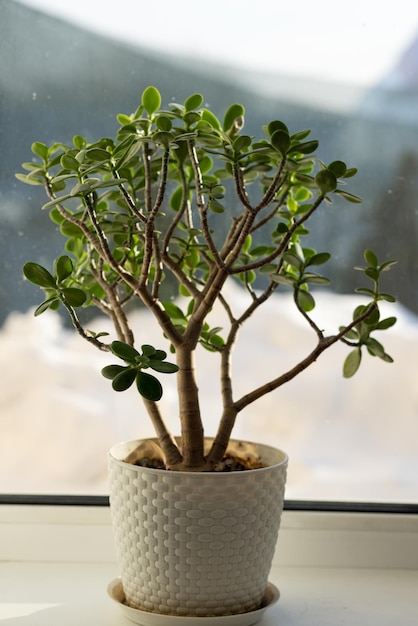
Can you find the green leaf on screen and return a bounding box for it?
[365,267,379,281]
[233,135,252,153]
[15,172,44,186]
[139,344,154,357]
[208,199,224,213]
[170,186,185,212]
[142,86,161,116]
[136,371,163,401]
[112,368,137,392]
[316,169,337,194]
[117,113,132,126]
[364,249,378,267]
[101,364,126,380]
[334,190,362,203]
[342,167,358,178]
[162,301,187,321]
[184,93,204,111]
[86,148,110,162]
[55,255,73,282]
[73,135,87,149]
[378,293,396,303]
[42,193,75,209]
[34,297,59,316]
[61,288,86,307]
[152,349,168,361]
[364,307,380,326]
[327,160,347,177]
[270,274,295,287]
[60,154,80,171]
[294,186,311,202]
[201,109,221,130]
[23,262,56,289]
[155,115,173,131]
[60,220,84,238]
[343,348,362,378]
[380,259,398,272]
[376,316,397,330]
[31,141,49,160]
[302,273,330,286]
[297,289,316,312]
[306,252,331,266]
[152,131,173,146]
[271,130,290,156]
[223,103,245,133]
[267,120,289,136]
[355,287,375,297]
[289,140,319,155]
[149,360,179,373]
[366,338,386,358]
[110,340,140,362]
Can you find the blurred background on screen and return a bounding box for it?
[1,0,417,501]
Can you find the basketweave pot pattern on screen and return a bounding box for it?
[109,439,288,617]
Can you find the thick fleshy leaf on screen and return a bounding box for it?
[31,141,48,160]
[112,368,137,392]
[328,160,347,177]
[142,86,161,116]
[61,288,86,307]
[343,348,362,378]
[306,252,331,266]
[200,109,221,130]
[34,297,59,316]
[101,364,126,380]
[149,360,179,373]
[364,249,378,267]
[55,255,73,282]
[366,338,386,358]
[376,316,397,330]
[233,135,252,153]
[223,103,245,133]
[110,340,140,362]
[289,140,318,155]
[86,148,110,162]
[271,130,290,156]
[15,172,44,186]
[23,262,56,289]
[316,169,337,194]
[73,135,87,149]
[136,371,163,401]
[267,120,289,136]
[297,289,316,312]
[61,154,80,171]
[184,93,204,111]
[334,190,362,203]
[141,344,157,357]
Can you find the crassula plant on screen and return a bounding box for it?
[18,86,397,471]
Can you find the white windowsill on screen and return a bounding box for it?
[1,505,417,625]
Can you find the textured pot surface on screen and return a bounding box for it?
[109,439,288,617]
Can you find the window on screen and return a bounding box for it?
[1,0,417,502]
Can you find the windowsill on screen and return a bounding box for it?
[1,504,417,625]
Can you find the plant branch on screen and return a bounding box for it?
[234,301,378,414]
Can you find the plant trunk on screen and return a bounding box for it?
[175,344,205,468]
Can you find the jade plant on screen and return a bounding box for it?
[18,86,397,470]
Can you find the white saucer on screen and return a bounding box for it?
[107,578,280,626]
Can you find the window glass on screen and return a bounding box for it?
[1,0,417,501]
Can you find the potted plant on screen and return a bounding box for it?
[18,86,397,620]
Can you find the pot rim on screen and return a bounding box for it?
[109,437,288,475]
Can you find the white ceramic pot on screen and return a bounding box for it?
[108,438,288,618]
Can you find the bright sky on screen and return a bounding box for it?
[16,0,418,86]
